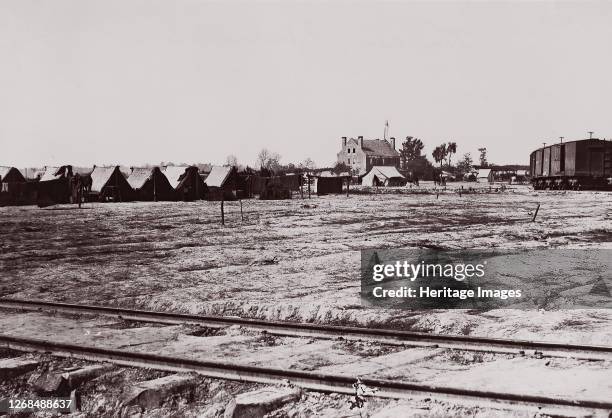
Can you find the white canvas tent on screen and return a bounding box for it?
[476,168,492,182]
[161,166,190,189]
[204,166,233,188]
[440,170,456,180]
[361,166,405,187]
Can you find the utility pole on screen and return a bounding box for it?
[589,131,594,139]
[559,136,564,143]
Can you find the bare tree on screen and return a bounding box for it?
[257,148,282,171]
[299,158,316,171]
[257,149,270,168]
[225,155,238,167]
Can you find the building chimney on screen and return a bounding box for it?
[390,137,396,150]
[358,136,364,147]
[342,136,347,147]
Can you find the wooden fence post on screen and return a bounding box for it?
[221,198,225,225]
[240,199,244,222]
[532,203,540,222]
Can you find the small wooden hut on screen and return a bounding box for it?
[161,165,207,201]
[0,166,28,205]
[37,165,74,206]
[316,176,344,195]
[127,167,175,201]
[89,166,133,202]
[204,166,240,200]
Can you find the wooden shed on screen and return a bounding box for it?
[0,166,28,206]
[37,165,74,206]
[315,176,344,195]
[258,176,293,200]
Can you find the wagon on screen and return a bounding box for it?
[529,138,612,190]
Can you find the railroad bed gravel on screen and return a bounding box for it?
[0,308,610,416]
[1,348,557,418]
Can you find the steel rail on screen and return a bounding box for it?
[1,334,610,416]
[1,298,611,361]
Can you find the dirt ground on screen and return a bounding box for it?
[1,185,612,345]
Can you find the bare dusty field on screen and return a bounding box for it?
[1,185,612,345]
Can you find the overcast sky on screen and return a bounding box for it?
[2,0,612,168]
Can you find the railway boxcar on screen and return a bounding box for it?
[530,138,612,190]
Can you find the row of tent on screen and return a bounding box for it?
[0,165,255,206]
[0,164,356,207]
[1,163,421,207]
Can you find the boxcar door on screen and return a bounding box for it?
[589,149,604,177]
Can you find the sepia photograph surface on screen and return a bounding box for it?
[1,1,611,417]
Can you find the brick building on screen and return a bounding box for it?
[337,136,400,175]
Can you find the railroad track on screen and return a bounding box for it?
[1,298,611,361]
[1,298,611,416]
[1,334,611,417]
